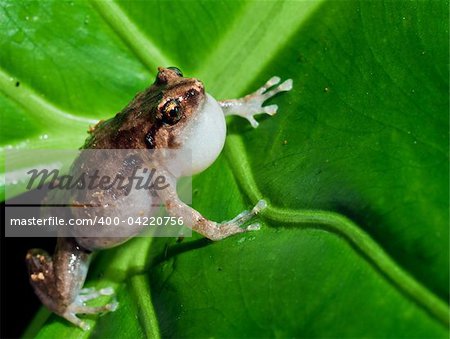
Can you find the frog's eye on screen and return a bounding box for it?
[167,67,183,77]
[161,98,182,125]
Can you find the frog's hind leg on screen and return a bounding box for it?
[26,248,60,312]
[26,238,117,331]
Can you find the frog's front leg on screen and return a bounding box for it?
[157,170,266,240]
[219,76,293,127]
[26,238,117,330]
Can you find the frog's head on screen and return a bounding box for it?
[151,67,226,176]
[153,67,206,127]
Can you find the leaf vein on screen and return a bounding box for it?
[224,134,450,328]
[89,0,174,70]
[0,67,96,128]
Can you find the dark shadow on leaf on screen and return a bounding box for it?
[150,237,212,267]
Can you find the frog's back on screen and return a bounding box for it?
[83,86,161,150]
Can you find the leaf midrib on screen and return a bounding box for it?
[89,0,175,69]
[225,135,450,328]
[0,67,96,128]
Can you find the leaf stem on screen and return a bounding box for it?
[0,67,96,128]
[89,0,174,70]
[225,134,450,328]
[129,275,162,339]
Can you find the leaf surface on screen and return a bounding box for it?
[1,0,448,337]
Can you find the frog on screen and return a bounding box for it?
[26,67,293,330]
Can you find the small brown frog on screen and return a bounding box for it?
[26,67,293,330]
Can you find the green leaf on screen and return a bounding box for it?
[2,0,448,337]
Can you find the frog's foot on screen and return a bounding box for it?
[78,286,115,302]
[219,77,293,127]
[208,200,267,241]
[62,288,118,331]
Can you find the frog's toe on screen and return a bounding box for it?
[263,104,278,115]
[246,222,261,231]
[279,78,293,91]
[63,302,118,330]
[257,76,281,94]
[106,300,119,312]
[79,287,95,294]
[217,199,266,233]
[63,298,119,330]
[79,321,91,331]
[246,116,259,128]
[260,78,293,101]
[99,287,114,296]
[63,312,91,331]
[77,286,116,302]
[71,301,119,315]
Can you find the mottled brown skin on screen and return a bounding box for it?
[26,67,206,324]
[71,67,205,249]
[26,238,91,316]
[84,67,205,150]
